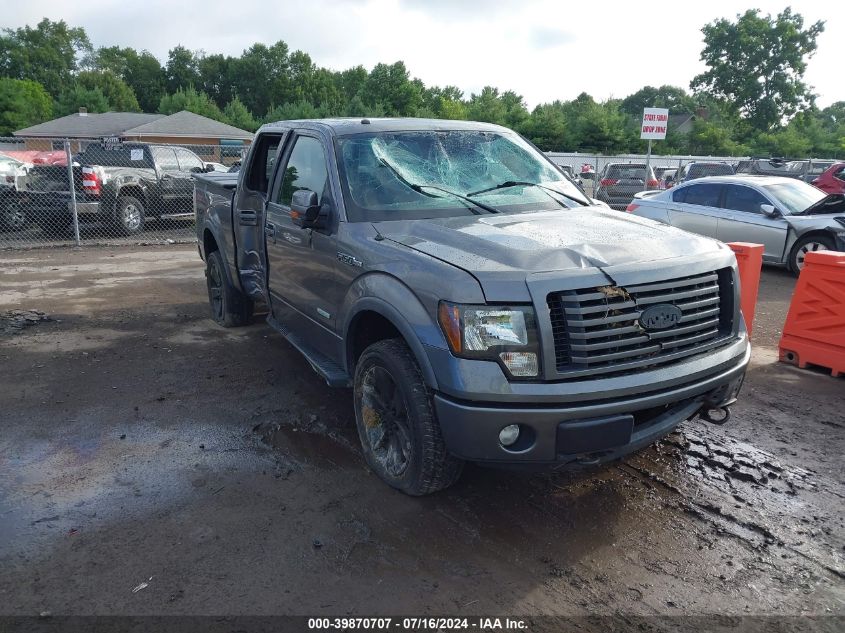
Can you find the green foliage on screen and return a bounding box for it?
[0,18,92,97]
[96,46,165,112]
[0,77,53,135]
[74,70,140,112]
[165,45,201,94]
[620,85,696,118]
[223,96,258,131]
[55,85,110,117]
[158,87,224,121]
[691,8,824,131]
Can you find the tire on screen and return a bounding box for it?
[1,201,26,231]
[353,339,463,495]
[205,249,253,327]
[115,196,145,236]
[788,234,834,274]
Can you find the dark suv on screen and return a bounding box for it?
[594,163,658,210]
[677,162,735,183]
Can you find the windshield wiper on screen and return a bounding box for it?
[377,157,498,215]
[467,180,587,207]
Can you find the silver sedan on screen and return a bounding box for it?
[627,175,845,273]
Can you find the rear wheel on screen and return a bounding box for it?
[353,339,463,495]
[789,235,834,274]
[205,249,253,327]
[115,196,145,236]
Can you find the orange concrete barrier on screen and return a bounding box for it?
[778,250,845,377]
[727,242,764,338]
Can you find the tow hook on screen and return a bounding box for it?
[699,406,731,425]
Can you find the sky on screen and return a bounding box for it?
[4,0,843,109]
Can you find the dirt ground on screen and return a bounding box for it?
[0,245,842,623]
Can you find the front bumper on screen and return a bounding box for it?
[433,343,749,465]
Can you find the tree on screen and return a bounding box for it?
[165,45,201,94]
[0,78,52,135]
[520,101,568,150]
[363,62,422,116]
[223,96,258,131]
[0,18,92,97]
[158,87,223,120]
[97,46,165,112]
[231,42,291,118]
[55,86,110,117]
[620,85,696,118]
[75,70,140,111]
[690,8,824,131]
[198,53,234,107]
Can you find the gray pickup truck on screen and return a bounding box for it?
[194,118,750,495]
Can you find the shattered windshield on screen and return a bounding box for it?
[335,130,589,221]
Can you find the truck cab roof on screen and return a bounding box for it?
[258,117,512,137]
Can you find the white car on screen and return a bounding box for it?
[627,175,845,273]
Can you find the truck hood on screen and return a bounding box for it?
[378,207,721,272]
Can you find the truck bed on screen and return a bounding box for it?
[194,172,239,195]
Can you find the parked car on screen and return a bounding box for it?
[194,118,749,495]
[627,175,845,273]
[735,158,833,183]
[0,153,31,231]
[657,168,677,190]
[677,162,735,182]
[594,163,658,210]
[812,162,845,195]
[787,159,835,183]
[19,143,214,236]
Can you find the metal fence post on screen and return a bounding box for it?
[64,139,81,246]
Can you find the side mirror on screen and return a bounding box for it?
[291,189,329,229]
[190,166,204,173]
[760,203,779,218]
[205,164,216,173]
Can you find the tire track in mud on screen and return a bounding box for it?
[615,427,845,585]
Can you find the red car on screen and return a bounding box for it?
[812,162,845,194]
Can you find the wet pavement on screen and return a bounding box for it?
[0,245,843,620]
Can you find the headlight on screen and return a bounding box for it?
[438,302,539,378]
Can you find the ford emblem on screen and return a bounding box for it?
[639,304,683,330]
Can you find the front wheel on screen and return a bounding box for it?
[789,234,834,274]
[2,201,26,231]
[205,249,253,327]
[353,339,463,495]
[115,196,145,236]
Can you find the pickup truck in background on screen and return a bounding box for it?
[20,143,213,236]
[194,118,750,495]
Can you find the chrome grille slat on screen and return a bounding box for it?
[547,269,733,378]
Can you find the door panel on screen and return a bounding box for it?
[667,183,722,238]
[265,132,342,356]
[716,185,788,261]
[233,132,287,299]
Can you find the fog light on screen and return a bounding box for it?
[500,352,538,377]
[499,424,520,447]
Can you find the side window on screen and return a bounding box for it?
[151,147,179,172]
[244,134,282,194]
[672,187,688,203]
[682,183,722,208]
[175,148,203,171]
[723,186,769,214]
[276,136,329,206]
[834,167,845,181]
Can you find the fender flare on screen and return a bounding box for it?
[200,223,241,292]
[341,276,446,390]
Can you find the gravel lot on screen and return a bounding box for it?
[0,245,842,623]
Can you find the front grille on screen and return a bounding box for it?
[547,269,733,378]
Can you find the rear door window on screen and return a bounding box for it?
[680,183,722,207]
[151,147,179,172]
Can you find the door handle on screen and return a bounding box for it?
[239,210,258,226]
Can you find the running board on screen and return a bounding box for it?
[266,315,351,387]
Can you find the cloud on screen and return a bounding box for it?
[529,26,575,49]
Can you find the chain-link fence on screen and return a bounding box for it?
[0,136,244,249]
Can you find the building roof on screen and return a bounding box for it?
[14,110,253,141]
[14,112,164,138]
[123,110,253,140]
